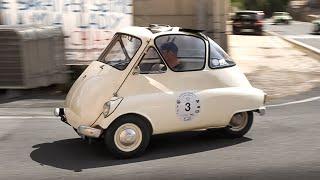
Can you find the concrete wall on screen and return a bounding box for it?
[133,0,229,51]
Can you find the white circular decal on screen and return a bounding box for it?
[176,92,201,121]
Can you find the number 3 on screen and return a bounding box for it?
[185,103,191,111]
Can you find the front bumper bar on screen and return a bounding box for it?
[54,108,69,125]
[54,108,102,138]
[257,107,266,116]
[77,125,102,138]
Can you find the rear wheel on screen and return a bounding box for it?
[104,115,151,159]
[222,111,253,138]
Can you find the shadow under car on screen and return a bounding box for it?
[30,130,252,172]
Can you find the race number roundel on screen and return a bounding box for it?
[176,92,201,121]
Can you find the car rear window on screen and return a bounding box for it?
[235,12,263,21]
[208,38,235,69]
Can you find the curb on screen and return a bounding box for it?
[264,30,320,60]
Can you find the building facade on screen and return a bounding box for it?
[0,0,229,61]
[133,0,229,51]
[0,0,132,63]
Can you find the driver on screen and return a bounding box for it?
[160,42,184,71]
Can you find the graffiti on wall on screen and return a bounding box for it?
[0,0,132,62]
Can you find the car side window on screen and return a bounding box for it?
[138,47,167,74]
[155,35,206,72]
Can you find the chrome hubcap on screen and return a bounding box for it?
[114,123,142,152]
[229,112,248,131]
[119,128,137,146]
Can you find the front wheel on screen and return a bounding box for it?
[222,111,253,138]
[104,115,151,159]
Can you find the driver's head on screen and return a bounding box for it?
[161,42,178,56]
[160,42,179,67]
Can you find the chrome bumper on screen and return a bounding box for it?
[54,108,102,138]
[77,125,102,138]
[54,108,69,125]
[257,107,266,116]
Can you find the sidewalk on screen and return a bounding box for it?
[230,34,320,100]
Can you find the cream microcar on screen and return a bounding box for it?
[54,25,266,158]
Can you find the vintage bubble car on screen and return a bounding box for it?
[54,25,266,158]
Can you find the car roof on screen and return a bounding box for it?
[236,10,264,14]
[117,25,205,40]
[274,12,288,14]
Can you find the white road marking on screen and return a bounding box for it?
[0,116,57,119]
[286,35,320,39]
[268,96,320,107]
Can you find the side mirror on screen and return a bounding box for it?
[132,66,140,75]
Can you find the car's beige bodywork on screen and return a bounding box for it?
[63,26,266,136]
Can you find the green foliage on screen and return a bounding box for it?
[231,0,246,9]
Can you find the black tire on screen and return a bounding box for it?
[104,115,151,159]
[222,111,253,138]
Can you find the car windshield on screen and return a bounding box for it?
[100,34,141,71]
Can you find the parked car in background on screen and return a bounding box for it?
[55,25,266,159]
[272,12,292,25]
[312,19,320,34]
[232,10,265,35]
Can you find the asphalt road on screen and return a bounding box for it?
[0,91,319,179]
[0,28,319,179]
[265,20,320,50]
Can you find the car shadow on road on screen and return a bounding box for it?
[30,131,252,172]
